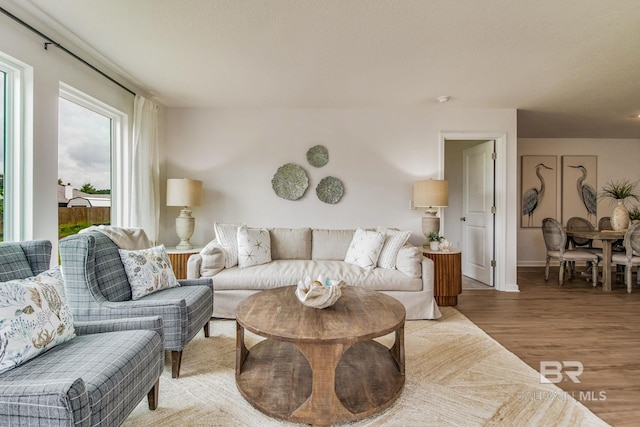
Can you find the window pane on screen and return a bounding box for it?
[58,97,111,239]
[0,71,5,242]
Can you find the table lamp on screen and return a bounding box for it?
[413,179,449,239]
[166,178,203,250]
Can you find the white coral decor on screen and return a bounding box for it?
[295,275,344,309]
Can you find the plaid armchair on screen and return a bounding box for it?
[59,231,213,378]
[0,240,164,426]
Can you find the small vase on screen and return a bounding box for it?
[610,200,630,231]
[429,241,440,251]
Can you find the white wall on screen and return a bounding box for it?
[518,138,640,266]
[164,107,519,289]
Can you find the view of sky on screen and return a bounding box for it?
[58,97,111,191]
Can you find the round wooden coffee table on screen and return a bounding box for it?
[235,285,406,426]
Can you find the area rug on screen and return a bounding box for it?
[123,307,607,426]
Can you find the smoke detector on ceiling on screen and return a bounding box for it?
[437,96,451,103]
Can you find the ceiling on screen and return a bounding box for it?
[6,0,640,138]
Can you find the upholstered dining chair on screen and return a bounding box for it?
[59,231,214,378]
[541,218,599,285]
[566,217,598,252]
[611,222,640,293]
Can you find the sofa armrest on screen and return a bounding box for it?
[421,257,435,291]
[178,277,213,291]
[187,253,202,279]
[0,377,89,426]
[74,316,164,339]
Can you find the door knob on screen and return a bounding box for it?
[460,217,466,221]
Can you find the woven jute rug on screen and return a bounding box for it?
[123,307,607,426]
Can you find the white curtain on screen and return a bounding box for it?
[131,95,160,244]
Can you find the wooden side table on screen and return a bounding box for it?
[422,248,462,306]
[165,246,202,280]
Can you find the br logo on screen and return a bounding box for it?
[539,361,583,384]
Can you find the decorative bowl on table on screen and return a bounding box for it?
[295,275,344,309]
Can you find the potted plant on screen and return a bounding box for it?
[629,206,640,224]
[427,231,444,251]
[599,179,640,231]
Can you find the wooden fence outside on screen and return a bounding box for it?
[58,207,110,225]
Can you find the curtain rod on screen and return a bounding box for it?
[0,6,136,96]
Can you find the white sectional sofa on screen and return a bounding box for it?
[187,226,442,320]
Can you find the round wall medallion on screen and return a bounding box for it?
[316,176,344,204]
[306,145,329,168]
[271,163,309,200]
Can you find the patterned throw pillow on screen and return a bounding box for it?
[237,226,272,268]
[119,245,180,300]
[377,227,412,269]
[344,228,386,269]
[214,223,242,268]
[0,266,76,374]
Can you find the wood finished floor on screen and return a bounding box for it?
[456,267,640,427]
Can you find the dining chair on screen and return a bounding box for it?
[541,218,599,285]
[611,222,640,293]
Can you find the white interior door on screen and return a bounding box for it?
[462,141,495,285]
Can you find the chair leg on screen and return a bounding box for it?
[592,261,598,287]
[171,351,183,379]
[626,266,632,294]
[545,258,550,281]
[147,379,159,410]
[559,261,565,285]
[203,320,210,337]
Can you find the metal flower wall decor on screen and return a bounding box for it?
[271,163,309,201]
[272,145,345,204]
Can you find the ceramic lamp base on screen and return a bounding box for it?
[175,208,195,250]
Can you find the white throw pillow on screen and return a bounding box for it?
[199,241,226,277]
[119,245,180,300]
[214,223,242,268]
[0,267,76,374]
[396,244,422,278]
[237,226,272,268]
[344,228,386,269]
[377,227,412,269]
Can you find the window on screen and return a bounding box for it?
[1,70,5,241]
[0,52,32,242]
[58,84,127,238]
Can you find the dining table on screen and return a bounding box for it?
[565,229,625,291]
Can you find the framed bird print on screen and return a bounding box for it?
[561,155,597,227]
[521,155,557,228]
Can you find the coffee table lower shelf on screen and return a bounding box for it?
[236,338,404,425]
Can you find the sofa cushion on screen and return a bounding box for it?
[377,227,412,269]
[0,267,76,374]
[311,229,355,260]
[118,245,181,300]
[344,228,386,269]
[396,244,423,278]
[237,226,272,268]
[210,260,423,292]
[215,223,242,268]
[270,228,312,260]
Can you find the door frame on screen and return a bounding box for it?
[440,131,511,292]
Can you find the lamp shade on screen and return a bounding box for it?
[413,180,448,208]
[166,178,203,207]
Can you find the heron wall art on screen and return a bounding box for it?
[561,156,597,226]
[521,155,558,228]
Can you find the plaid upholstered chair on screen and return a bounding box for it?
[0,240,164,426]
[59,231,213,378]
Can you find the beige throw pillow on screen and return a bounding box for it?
[237,226,272,268]
[344,228,386,270]
[396,244,422,278]
[377,227,412,269]
[199,241,226,276]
